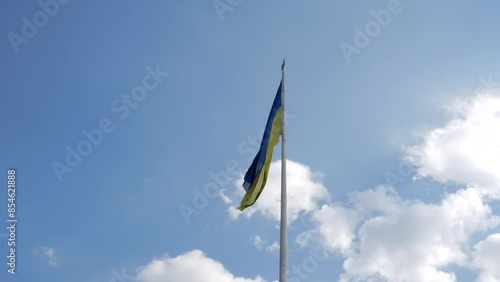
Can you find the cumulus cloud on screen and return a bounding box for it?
[298,186,499,282]
[134,249,269,282]
[33,246,59,267]
[473,233,500,282]
[406,94,500,198]
[295,93,500,281]
[297,203,358,255]
[222,159,330,223]
[343,187,497,282]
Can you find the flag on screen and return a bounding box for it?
[238,80,283,211]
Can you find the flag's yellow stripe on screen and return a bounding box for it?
[238,107,282,210]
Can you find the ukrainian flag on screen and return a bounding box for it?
[238,80,283,211]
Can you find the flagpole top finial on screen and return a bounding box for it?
[281,58,286,71]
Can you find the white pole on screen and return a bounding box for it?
[279,58,287,282]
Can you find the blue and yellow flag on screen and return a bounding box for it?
[238,80,283,211]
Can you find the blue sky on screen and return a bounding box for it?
[2,1,500,281]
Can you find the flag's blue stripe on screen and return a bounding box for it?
[243,81,282,190]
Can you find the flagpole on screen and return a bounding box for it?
[279,58,287,282]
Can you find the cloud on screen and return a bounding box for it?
[473,233,500,282]
[253,235,279,253]
[298,186,499,282]
[342,187,498,282]
[406,94,500,198]
[294,93,500,281]
[222,159,330,223]
[297,203,358,255]
[33,246,59,268]
[134,249,270,282]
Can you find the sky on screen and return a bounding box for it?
[1,0,500,281]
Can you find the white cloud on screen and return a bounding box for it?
[33,246,59,268]
[134,249,270,282]
[224,157,500,281]
[300,186,499,282]
[297,186,403,256]
[343,187,498,282]
[473,233,500,282]
[406,94,500,198]
[253,235,279,253]
[297,203,358,255]
[297,93,500,281]
[222,159,330,223]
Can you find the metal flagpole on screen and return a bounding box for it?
[279,58,288,282]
